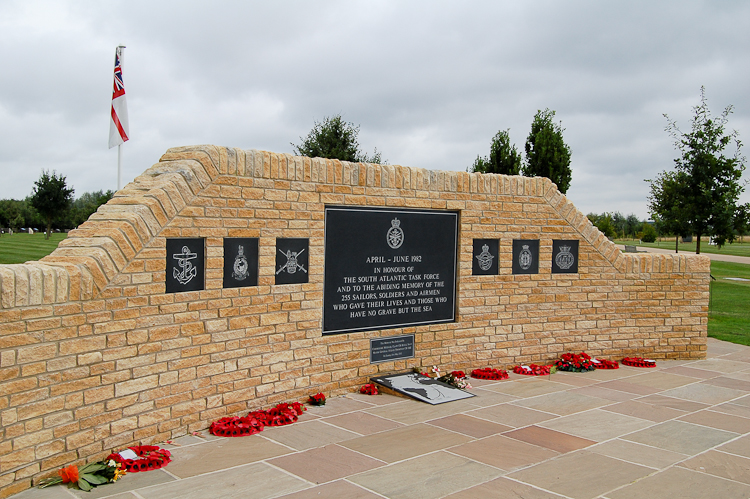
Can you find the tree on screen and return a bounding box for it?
[647,170,693,252]
[625,214,642,239]
[291,114,383,164]
[470,129,522,175]
[523,109,572,193]
[659,87,746,253]
[29,170,74,239]
[69,190,114,227]
[641,223,657,243]
[587,212,617,239]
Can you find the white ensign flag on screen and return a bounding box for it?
[108,46,129,148]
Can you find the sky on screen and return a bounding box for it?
[1,1,749,220]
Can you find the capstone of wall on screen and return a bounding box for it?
[0,145,710,497]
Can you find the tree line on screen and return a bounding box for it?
[586,212,657,242]
[0,171,112,238]
[292,110,573,194]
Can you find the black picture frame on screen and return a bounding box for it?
[165,238,205,293]
[472,239,499,275]
[512,239,540,275]
[275,238,309,285]
[223,238,259,287]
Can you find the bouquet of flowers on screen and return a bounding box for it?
[308,393,326,406]
[360,383,379,395]
[39,460,126,491]
[555,352,595,372]
[432,366,472,389]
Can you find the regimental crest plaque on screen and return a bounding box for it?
[166,238,205,293]
[223,238,259,288]
[275,238,309,285]
[552,239,579,273]
[472,239,499,275]
[512,239,539,274]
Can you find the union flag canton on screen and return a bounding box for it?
[109,46,130,148]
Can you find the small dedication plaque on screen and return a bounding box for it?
[323,206,458,335]
[370,334,415,363]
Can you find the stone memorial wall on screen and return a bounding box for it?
[0,145,710,497]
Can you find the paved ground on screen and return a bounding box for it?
[13,338,750,499]
[617,244,750,265]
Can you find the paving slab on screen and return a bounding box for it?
[449,434,559,471]
[588,438,688,469]
[267,444,385,484]
[443,476,567,499]
[275,480,382,499]
[339,423,473,463]
[502,425,596,453]
[622,420,738,455]
[426,414,513,438]
[511,390,612,416]
[349,451,503,499]
[605,466,750,499]
[507,450,653,499]
[466,403,557,427]
[678,449,750,484]
[538,409,652,441]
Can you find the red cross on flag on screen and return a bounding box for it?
[108,46,130,148]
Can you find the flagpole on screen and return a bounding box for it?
[117,143,122,190]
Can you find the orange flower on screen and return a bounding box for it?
[58,465,79,484]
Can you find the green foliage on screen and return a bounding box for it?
[291,114,384,164]
[641,223,657,243]
[30,170,74,239]
[587,212,617,239]
[523,109,572,193]
[655,87,746,253]
[68,190,114,227]
[470,129,522,175]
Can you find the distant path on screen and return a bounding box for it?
[617,245,750,265]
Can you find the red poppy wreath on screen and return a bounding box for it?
[592,358,619,369]
[621,357,656,368]
[470,368,509,380]
[106,445,171,472]
[513,364,552,376]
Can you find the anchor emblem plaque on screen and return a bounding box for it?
[166,238,205,293]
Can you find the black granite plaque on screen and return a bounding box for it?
[472,239,499,275]
[166,238,205,293]
[275,238,309,285]
[512,239,539,274]
[223,238,259,288]
[370,334,415,363]
[323,206,458,335]
[552,240,579,273]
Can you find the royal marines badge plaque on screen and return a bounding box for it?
[223,238,259,288]
[552,240,579,273]
[275,238,309,285]
[472,239,499,275]
[512,239,539,275]
[166,238,205,293]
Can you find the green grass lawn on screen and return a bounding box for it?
[709,261,750,346]
[0,232,68,264]
[615,238,750,257]
[1,232,748,346]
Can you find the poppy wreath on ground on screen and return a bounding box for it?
[513,364,552,376]
[621,357,656,368]
[209,401,306,437]
[106,445,171,472]
[209,416,265,437]
[470,368,509,380]
[593,358,619,369]
[555,352,596,372]
[360,383,379,395]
